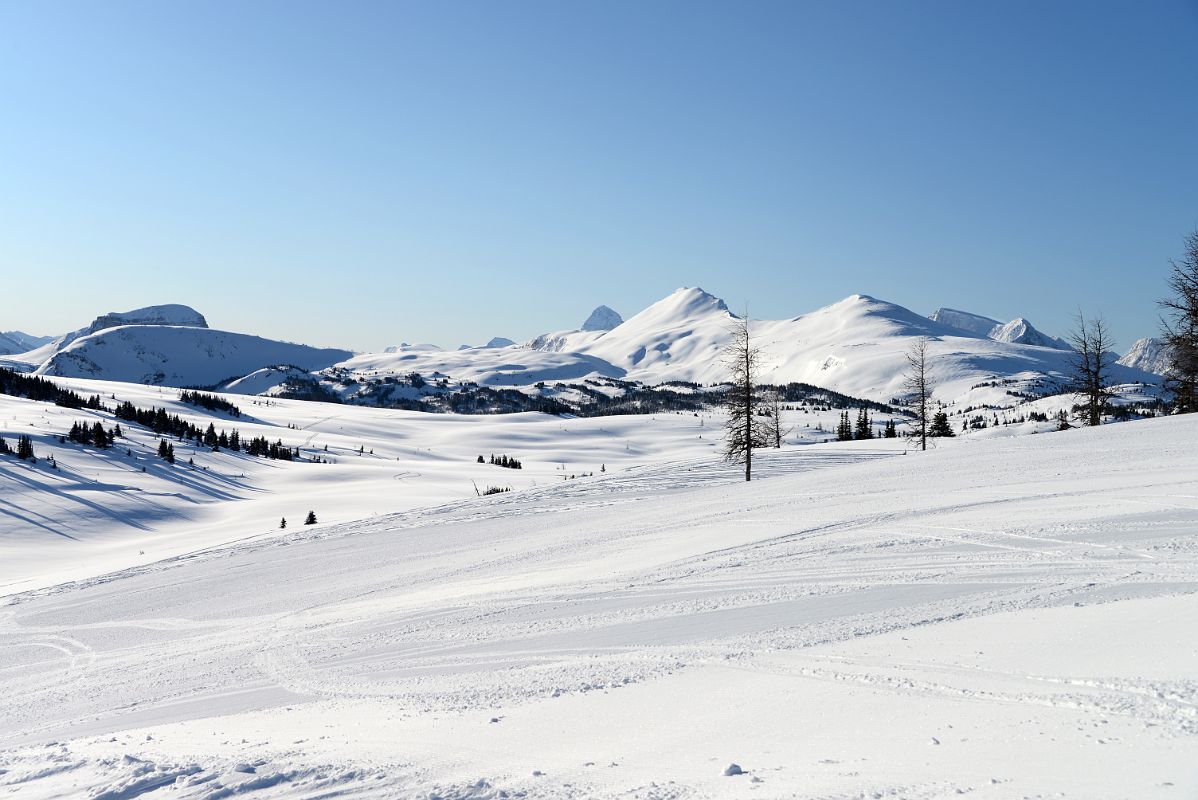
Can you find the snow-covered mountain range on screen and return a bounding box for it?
[928,308,1072,349]
[2,292,1164,404]
[345,288,1156,405]
[0,330,53,355]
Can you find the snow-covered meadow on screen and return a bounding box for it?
[1,382,1195,798]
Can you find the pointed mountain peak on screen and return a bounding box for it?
[581,305,623,332]
[651,287,730,317]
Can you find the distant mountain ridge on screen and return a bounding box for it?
[1118,337,1171,376]
[4,292,1161,404]
[929,307,1071,350]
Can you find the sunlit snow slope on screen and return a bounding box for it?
[1,414,1195,799]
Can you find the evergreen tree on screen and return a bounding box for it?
[928,411,955,438]
[0,437,9,455]
[304,510,317,525]
[280,517,287,529]
[16,435,35,460]
[853,408,873,440]
[1160,229,1198,413]
[835,410,853,441]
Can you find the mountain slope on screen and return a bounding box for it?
[928,307,1003,337]
[929,307,1071,350]
[0,331,53,355]
[35,325,352,386]
[574,287,736,382]
[990,317,1071,349]
[14,304,210,365]
[1119,337,1172,375]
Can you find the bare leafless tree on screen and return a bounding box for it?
[902,337,933,451]
[724,311,761,480]
[1066,311,1116,426]
[758,388,789,449]
[1160,229,1198,413]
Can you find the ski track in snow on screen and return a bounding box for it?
[1,415,1197,798]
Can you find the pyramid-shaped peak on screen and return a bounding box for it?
[581,305,623,332]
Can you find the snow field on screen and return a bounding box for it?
[1,410,1195,798]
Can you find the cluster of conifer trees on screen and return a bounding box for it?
[0,367,95,408]
[67,420,121,448]
[0,434,35,460]
[179,390,242,417]
[835,408,884,441]
[479,453,522,469]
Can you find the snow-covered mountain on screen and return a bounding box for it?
[454,338,516,351]
[339,288,1157,405]
[581,304,623,332]
[929,307,1071,350]
[524,305,624,353]
[35,325,352,387]
[14,304,210,365]
[928,308,1003,338]
[6,303,351,388]
[1118,337,1172,375]
[0,330,52,355]
[7,292,1159,403]
[989,318,1071,349]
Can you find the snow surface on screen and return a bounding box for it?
[1,382,1196,798]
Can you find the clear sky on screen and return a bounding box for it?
[1,0,1195,352]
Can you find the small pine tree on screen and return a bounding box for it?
[17,435,35,460]
[928,412,955,438]
[280,517,287,529]
[477,454,485,463]
[853,408,873,440]
[304,510,317,525]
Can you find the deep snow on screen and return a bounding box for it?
[1,395,1195,799]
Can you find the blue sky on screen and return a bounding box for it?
[1,1,1195,351]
